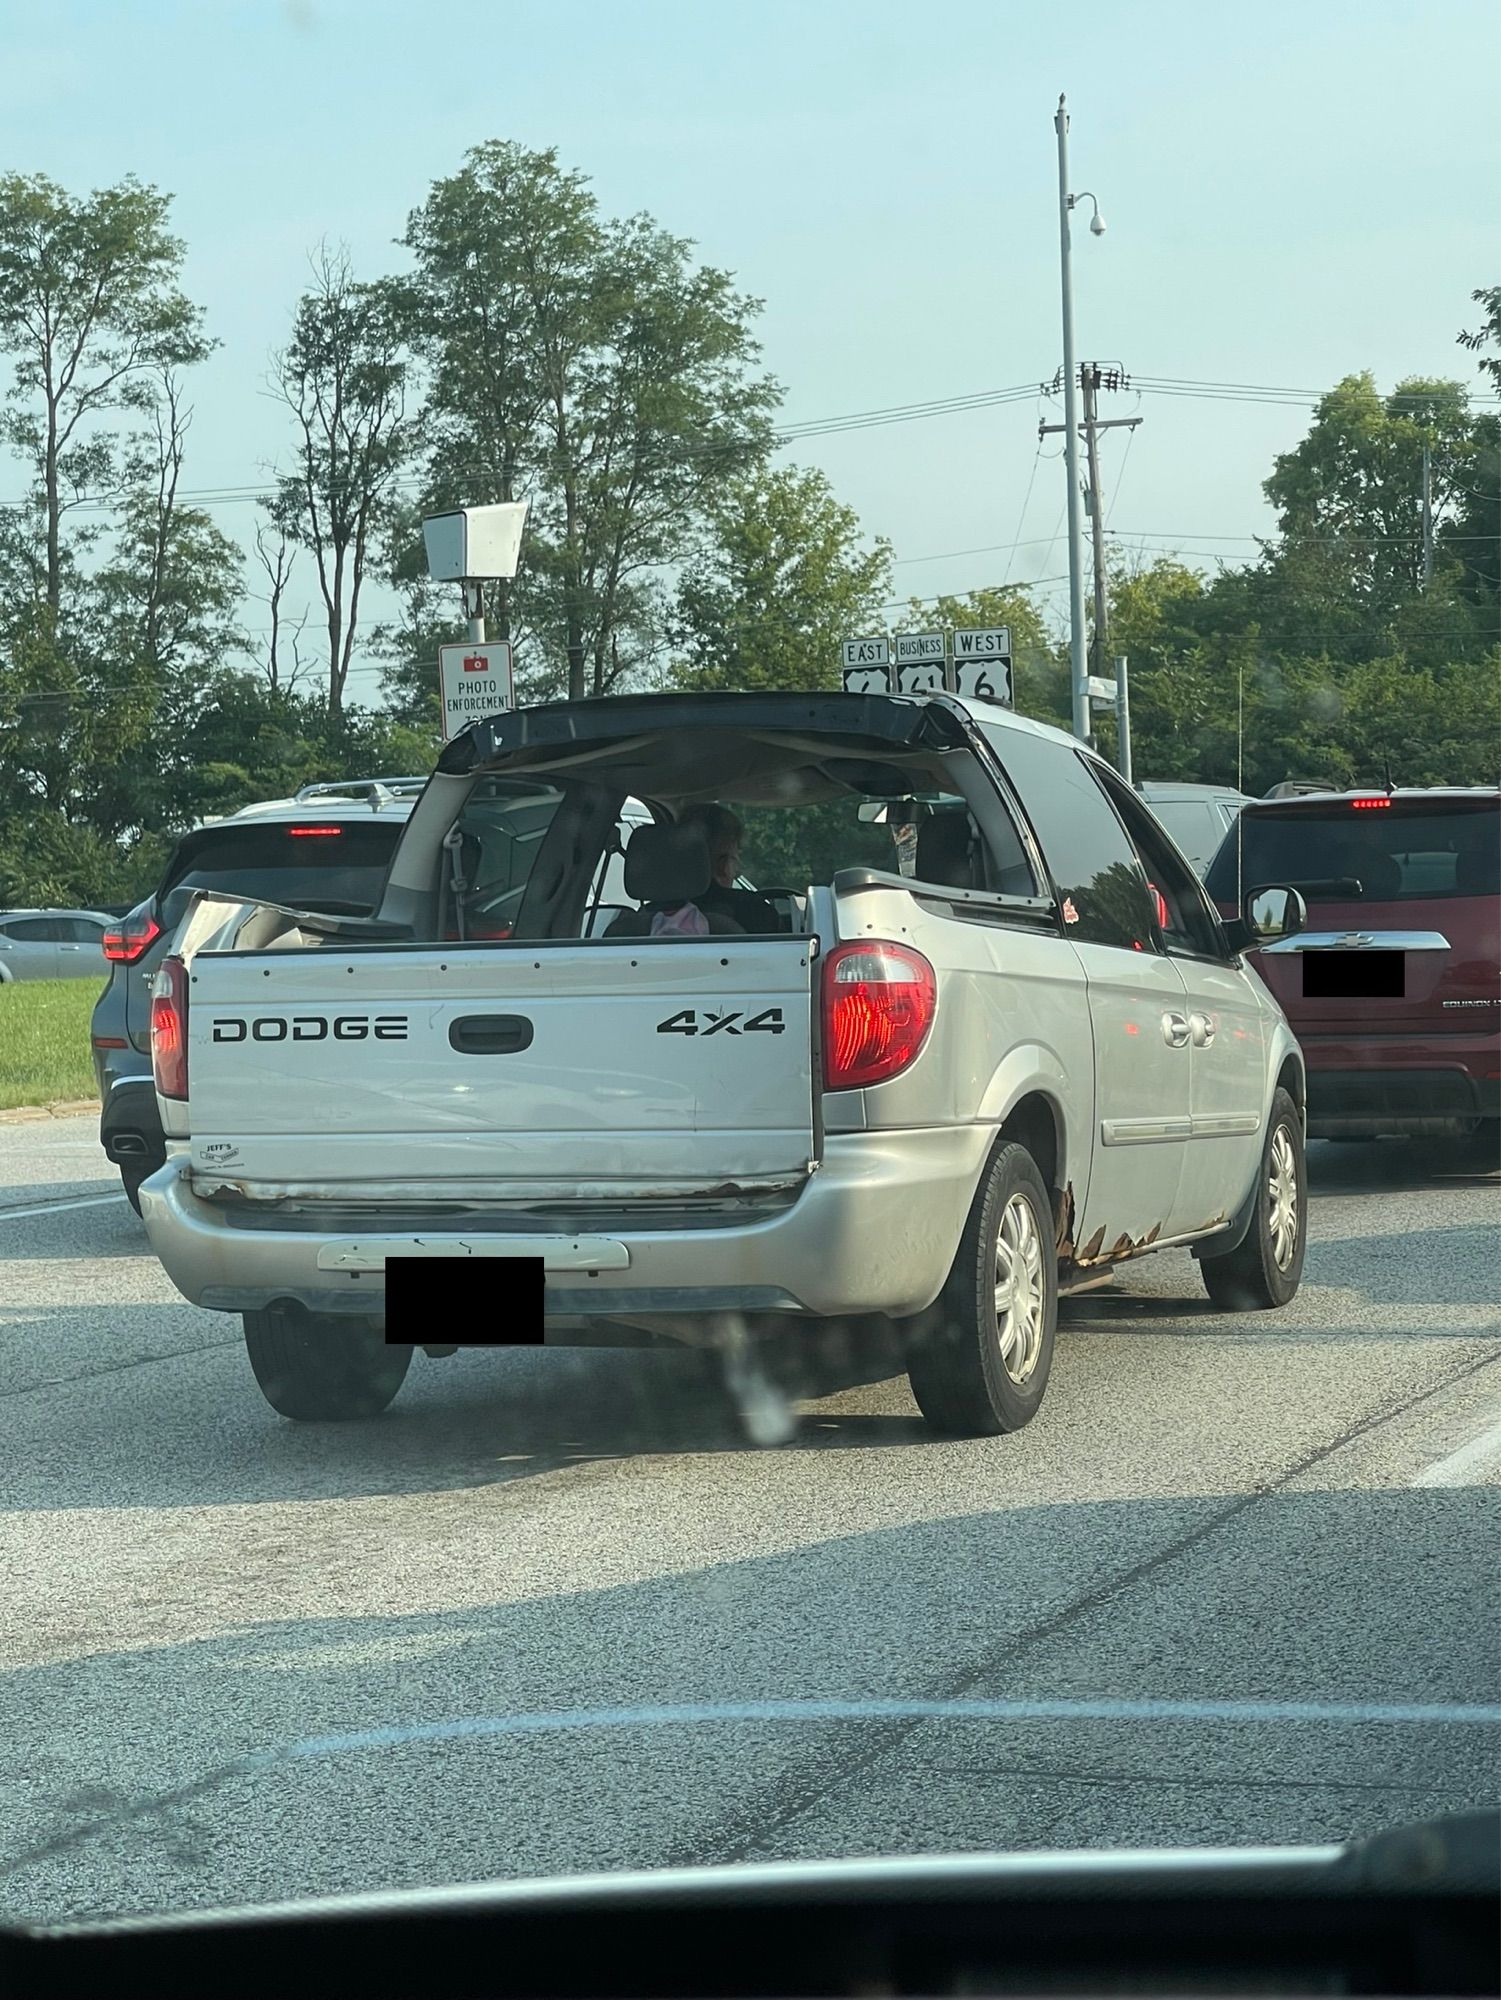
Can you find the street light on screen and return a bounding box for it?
[1054,98,1107,742]
[1072,191,1106,236]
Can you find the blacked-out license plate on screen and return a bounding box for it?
[384,1255,544,1344]
[1301,951,1404,999]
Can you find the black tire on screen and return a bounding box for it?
[242,1306,412,1421]
[119,1156,161,1216]
[904,1141,1058,1438]
[1200,1086,1306,1310]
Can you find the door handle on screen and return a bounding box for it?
[1189,1011,1216,1047]
[449,1014,534,1056]
[1160,1011,1190,1048]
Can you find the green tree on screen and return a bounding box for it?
[267,246,413,715]
[1260,372,1476,638]
[671,464,891,692]
[0,173,210,616]
[1458,285,1501,390]
[401,141,779,701]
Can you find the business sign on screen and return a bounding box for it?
[438,641,516,741]
[840,634,891,694]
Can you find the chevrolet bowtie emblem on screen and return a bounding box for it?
[1336,933,1375,948]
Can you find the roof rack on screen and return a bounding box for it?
[292,777,429,808]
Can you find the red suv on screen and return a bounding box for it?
[1203,788,1499,1140]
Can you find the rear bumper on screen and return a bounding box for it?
[137,1125,994,1327]
[1302,1039,1500,1136]
[99,1072,166,1169]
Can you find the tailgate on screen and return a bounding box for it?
[1255,892,1498,1035]
[182,939,818,1191]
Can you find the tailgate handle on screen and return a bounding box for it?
[449,1014,534,1056]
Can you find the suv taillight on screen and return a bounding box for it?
[821,941,937,1091]
[151,955,190,1100]
[102,910,162,963]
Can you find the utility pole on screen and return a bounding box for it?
[1043,361,1140,756]
[1054,96,1090,744]
[1082,365,1111,689]
[1421,442,1434,588]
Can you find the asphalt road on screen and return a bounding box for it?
[1,1113,1497,1928]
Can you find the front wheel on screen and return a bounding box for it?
[242,1306,412,1421]
[904,1141,1058,1437]
[1199,1087,1306,1310]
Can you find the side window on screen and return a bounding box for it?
[979,727,1158,953]
[906,782,1039,903]
[1091,766,1226,959]
[4,917,57,942]
[61,917,104,942]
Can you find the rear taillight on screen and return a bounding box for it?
[151,955,189,1100]
[102,910,162,963]
[821,941,937,1091]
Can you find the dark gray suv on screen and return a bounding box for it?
[92,780,422,1210]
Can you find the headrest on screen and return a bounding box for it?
[915,812,978,889]
[623,821,713,905]
[1455,844,1498,896]
[1353,852,1402,900]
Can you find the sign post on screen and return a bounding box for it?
[423,502,529,741]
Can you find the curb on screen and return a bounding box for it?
[0,1098,98,1126]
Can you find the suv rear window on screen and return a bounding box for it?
[1204,800,1499,905]
[160,820,404,926]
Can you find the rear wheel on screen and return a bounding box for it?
[118,1152,163,1216]
[905,1141,1057,1437]
[1200,1088,1306,1310]
[242,1306,412,1421]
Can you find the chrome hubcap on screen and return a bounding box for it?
[1268,1124,1300,1272]
[993,1191,1046,1384]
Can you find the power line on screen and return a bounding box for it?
[4,372,1494,519]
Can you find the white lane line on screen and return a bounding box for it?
[0,1192,127,1223]
[1413,1410,1501,1488]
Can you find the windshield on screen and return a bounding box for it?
[1205,801,1500,905]
[3,0,1499,1946]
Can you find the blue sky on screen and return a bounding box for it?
[4,0,1498,701]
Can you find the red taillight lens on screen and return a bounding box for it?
[821,941,937,1091]
[102,911,162,963]
[287,825,342,837]
[151,955,189,1101]
[1350,798,1391,810]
